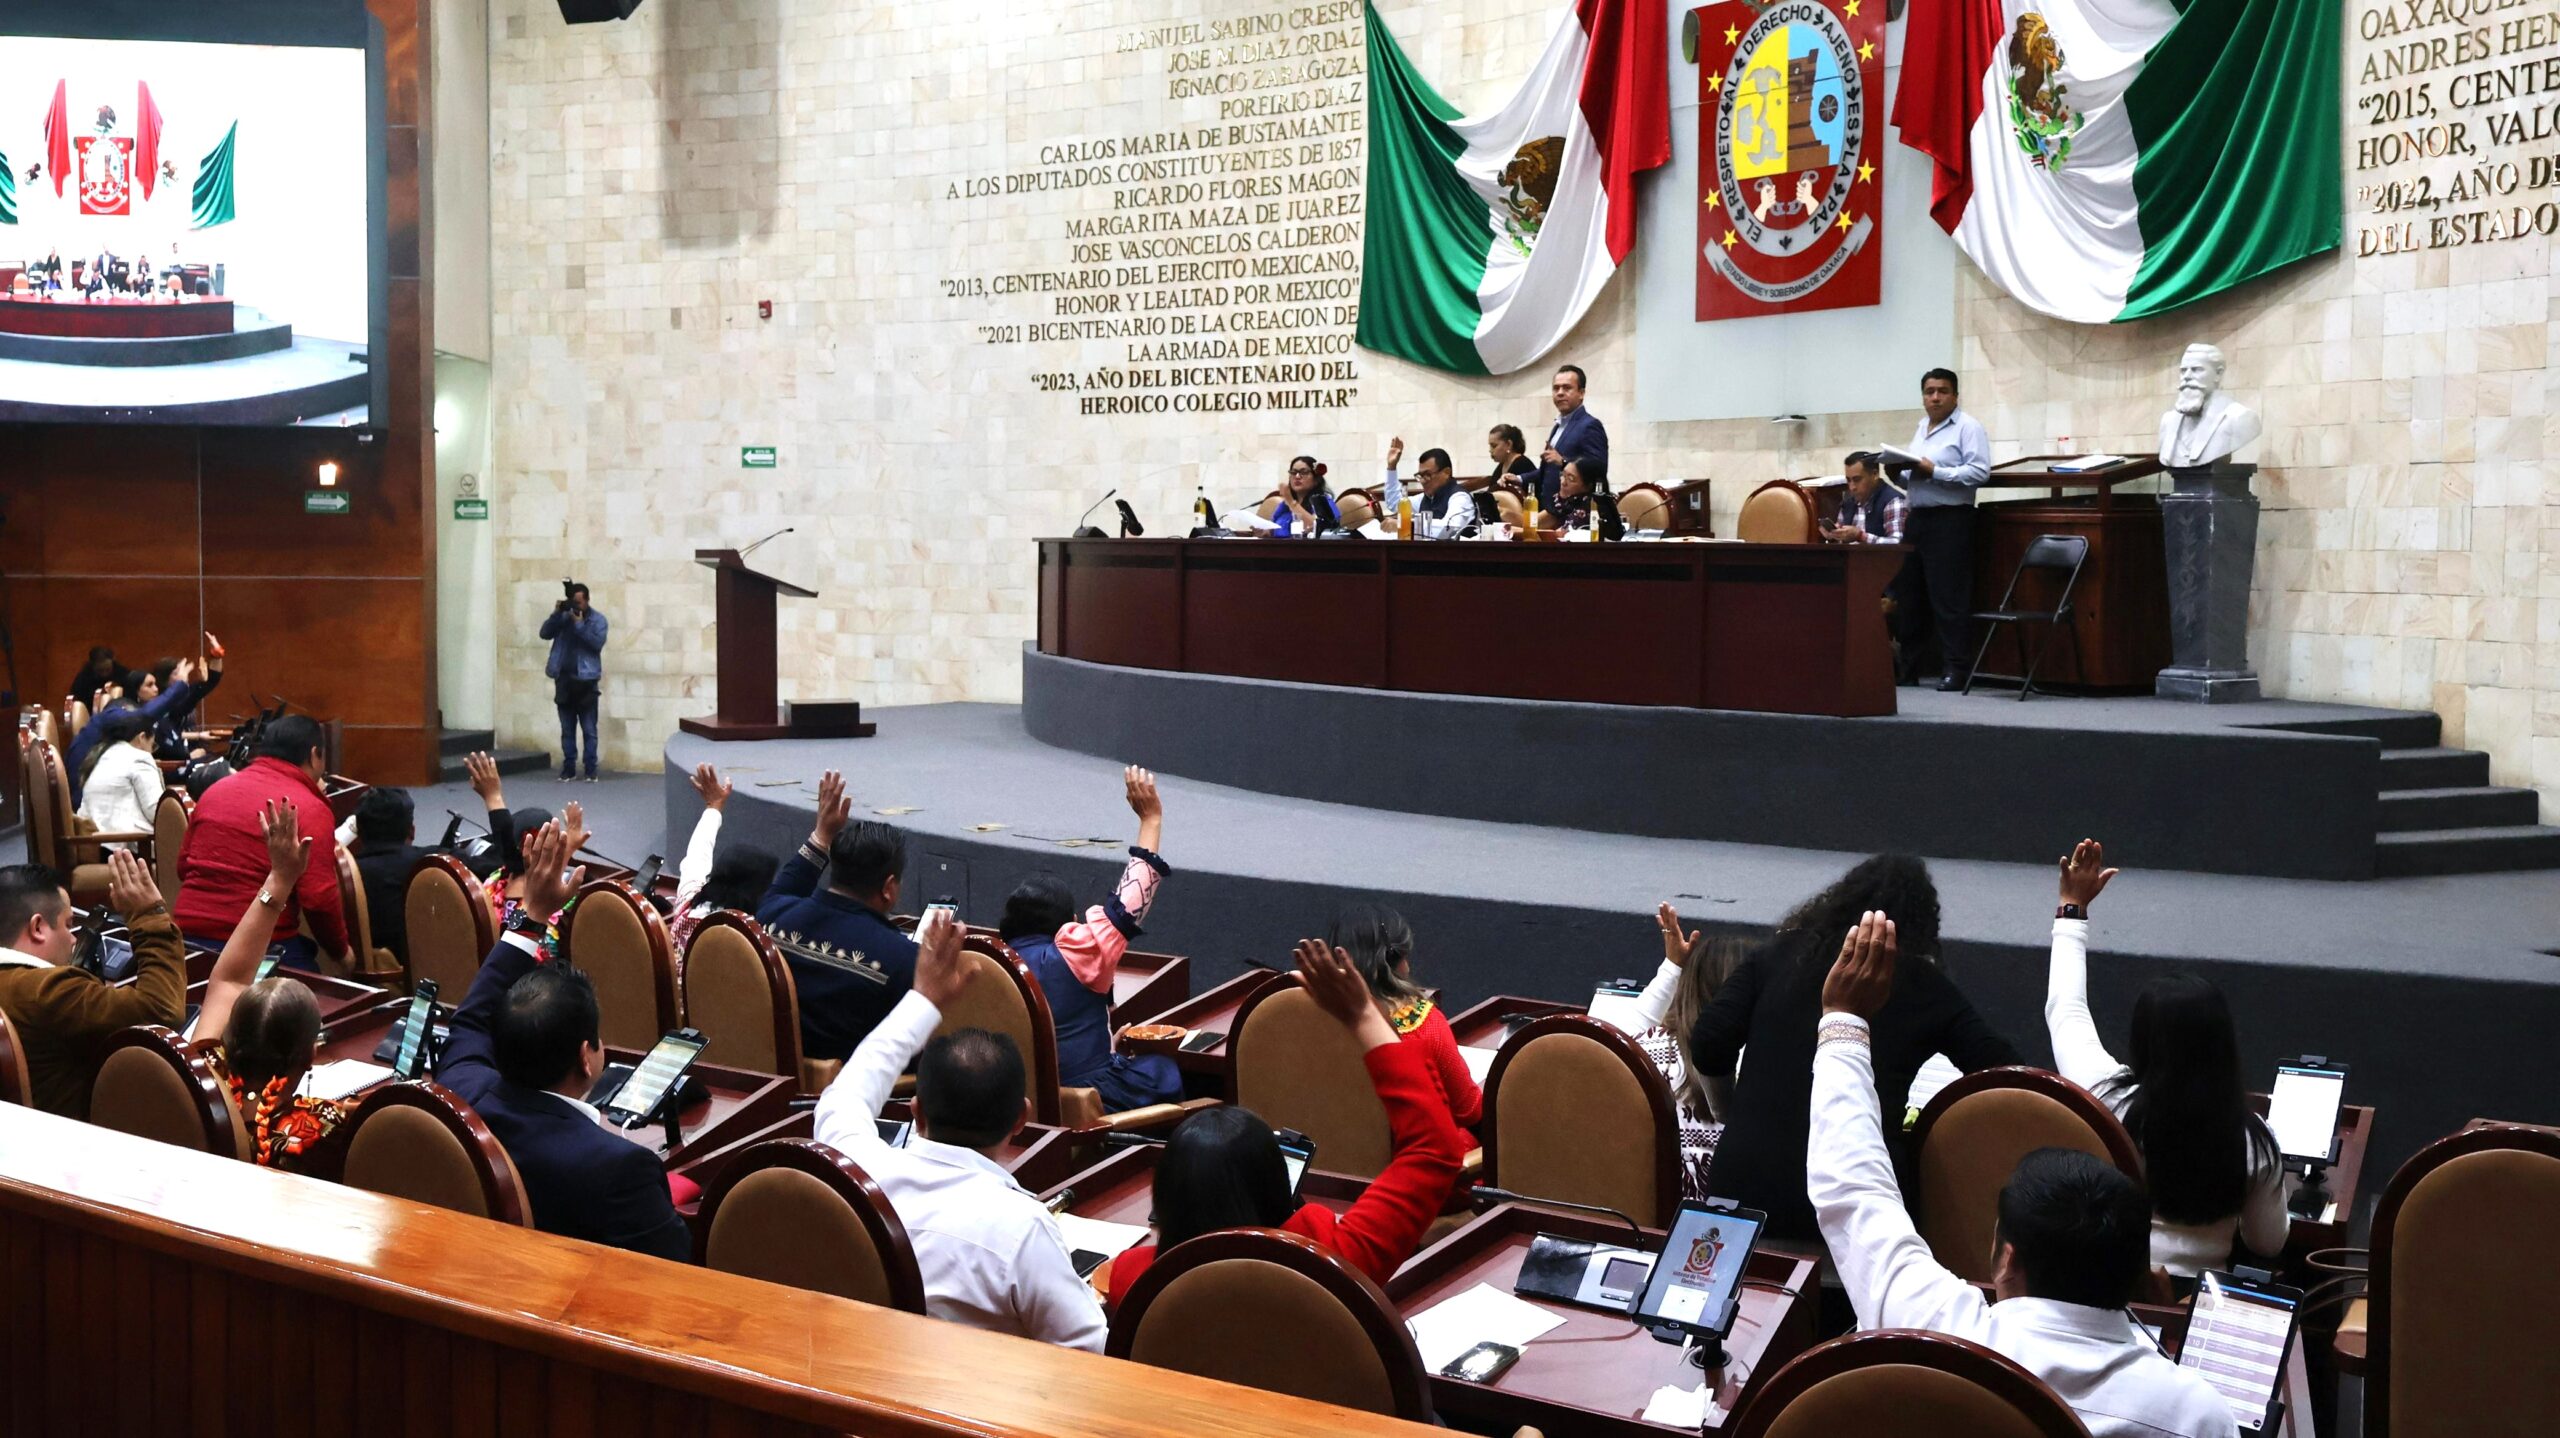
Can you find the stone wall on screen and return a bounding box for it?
[484,0,2559,810]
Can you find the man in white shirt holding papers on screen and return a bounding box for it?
[1891,368,1993,690]
[1807,911,2237,1438]
[811,910,1108,1351]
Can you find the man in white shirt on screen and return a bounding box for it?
[1899,368,1993,690]
[1808,912,2237,1438]
[811,911,1107,1350]
[1381,437,1477,538]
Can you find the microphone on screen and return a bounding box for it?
[1101,1130,1168,1151]
[738,525,795,559]
[1114,498,1145,538]
[1073,488,1119,539]
[1468,1184,1645,1239]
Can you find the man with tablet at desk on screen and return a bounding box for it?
[1808,911,2240,1438]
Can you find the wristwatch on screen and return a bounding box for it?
[504,912,549,940]
[2056,903,2086,921]
[255,887,283,911]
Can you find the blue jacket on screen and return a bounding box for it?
[434,936,691,1263]
[1534,405,1609,507]
[755,842,920,1062]
[67,681,197,803]
[539,606,609,681]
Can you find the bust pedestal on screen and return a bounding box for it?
[2155,463,2260,703]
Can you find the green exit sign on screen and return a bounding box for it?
[742,446,778,468]
[304,490,350,515]
[454,498,489,521]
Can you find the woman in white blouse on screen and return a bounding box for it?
[2046,839,2289,1281]
[76,709,165,851]
[1625,902,1751,1201]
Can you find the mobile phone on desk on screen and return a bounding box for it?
[601,1028,708,1128]
[388,980,440,1079]
[1275,1129,1317,1198]
[1178,1029,1225,1055]
[2178,1269,2302,1435]
[2265,1058,2347,1164]
[633,853,665,895]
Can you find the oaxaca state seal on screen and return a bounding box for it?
[1694,0,1884,320]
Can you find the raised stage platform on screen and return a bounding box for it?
[0,295,233,339]
[665,703,2560,1186]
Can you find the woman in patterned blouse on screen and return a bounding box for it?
[1627,902,1753,1201]
[195,799,351,1169]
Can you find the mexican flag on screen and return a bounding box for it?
[1893,0,2339,323]
[1357,0,1668,375]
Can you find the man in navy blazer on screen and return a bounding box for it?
[1533,364,1609,508]
[435,819,691,1263]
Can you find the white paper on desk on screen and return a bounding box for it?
[1227,511,1278,533]
[2051,453,2128,473]
[1641,1382,1726,1428]
[1054,1212,1149,1262]
[303,1059,396,1103]
[1407,1282,1565,1373]
[1458,1045,1499,1085]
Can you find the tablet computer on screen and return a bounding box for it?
[387,980,440,1079]
[2178,1269,2302,1435]
[601,1028,707,1127]
[2265,1059,2347,1165]
[1585,980,1650,1035]
[1630,1200,1764,1341]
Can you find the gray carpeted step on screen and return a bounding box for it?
[2377,785,2543,832]
[433,748,552,783]
[2376,825,2560,877]
[2264,712,2444,749]
[438,727,495,757]
[2377,746,2491,791]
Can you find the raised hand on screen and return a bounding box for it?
[1295,938,1395,1051]
[811,769,852,848]
[464,751,506,805]
[690,762,733,812]
[2058,839,2118,911]
[1124,766,1160,821]
[1819,911,1898,1021]
[518,820,586,919]
[203,630,226,661]
[559,800,590,857]
[106,849,165,918]
[172,658,197,687]
[258,798,312,892]
[1385,436,1405,469]
[1656,902,1700,969]
[912,909,978,1012]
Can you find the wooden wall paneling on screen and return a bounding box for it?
[201,579,427,725]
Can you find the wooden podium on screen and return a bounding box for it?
[678,548,875,741]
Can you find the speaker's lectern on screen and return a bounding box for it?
[678,548,876,740]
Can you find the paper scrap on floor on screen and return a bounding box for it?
[1054,1213,1149,1262]
[1458,1046,1499,1085]
[1407,1282,1564,1374]
[303,1059,396,1103]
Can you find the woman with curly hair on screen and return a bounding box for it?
[1690,854,2021,1244]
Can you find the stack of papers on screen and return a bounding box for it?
[304,1059,396,1103]
[1053,1212,1149,1262]
[1641,1382,1727,1427]
[1407,1282,1564,1373]
[2051,454,2128,473]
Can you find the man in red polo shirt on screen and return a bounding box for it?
[174,715,349,968]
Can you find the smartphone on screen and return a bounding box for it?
[633,853,665,894]
[1178,1029,1226,1055]
[1585,980,1650,1035]
[2265,1059,2347,1164]
[603,1029,708,1126]
[1276,1130,1317,1197]
[1631,1200,1766,1341]
[2178,1269,2302,1434]
[1444,1341,1523,1383]
[254,954,281,984]
[874,1117,913,1149]
[391,980,440,1079]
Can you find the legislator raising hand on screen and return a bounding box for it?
[1657,901,1702,969]
[690,762,733,812]
[1295,937,1398,1052]
[518,821,587,921]
[105,848,166,920]
[912,906,978,1013]
[2058,838,2118,911]
[464,751,507,806]
[1820,911,1898,1022]
[811,769,852,848]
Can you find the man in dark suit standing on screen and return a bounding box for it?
[346,753,515,968]
[1534,364,1609,508]
[434,819,690,1263]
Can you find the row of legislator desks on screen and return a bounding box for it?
[1039,537,1908,717]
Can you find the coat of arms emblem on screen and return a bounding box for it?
[1499,137,1567,255]
[2006,12,2084,171]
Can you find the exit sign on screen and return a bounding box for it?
[742,446,778,468]
[304,490,350,515]
[453,498,489,520]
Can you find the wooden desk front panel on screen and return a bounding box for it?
[1972,497,2169,691]
[1039,540,1899,718]
[0,1103,1440,1438]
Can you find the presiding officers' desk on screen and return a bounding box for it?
[1039,538,1906,717]
[0,1102,1447,1438]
